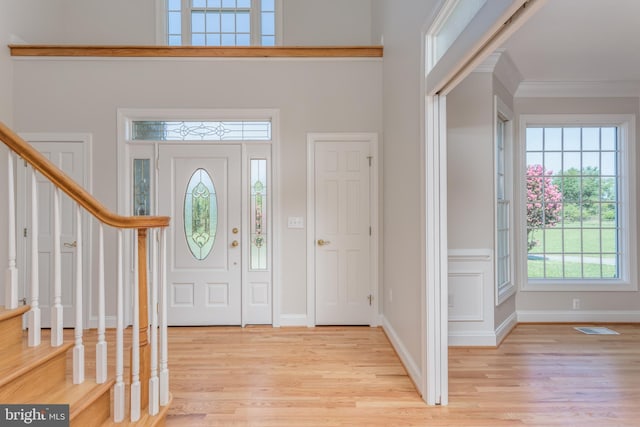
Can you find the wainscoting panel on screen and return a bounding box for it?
[449,272,484,321]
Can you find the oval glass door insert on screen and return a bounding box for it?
[184,168,218,260]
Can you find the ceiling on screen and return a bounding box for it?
[501,0,640,83]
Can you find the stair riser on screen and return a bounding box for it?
[71,387,111,427]
[0,310,27,350]
[0,351,66,402]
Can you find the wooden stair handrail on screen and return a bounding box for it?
[0,121,169,229]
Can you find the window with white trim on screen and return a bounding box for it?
[166,0,278,46]
[496,112,512,303]
[521,115,636,290]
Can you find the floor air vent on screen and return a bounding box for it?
[574,326,619,335]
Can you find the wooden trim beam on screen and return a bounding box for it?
[9,45,383,58]
[0,122,169,229]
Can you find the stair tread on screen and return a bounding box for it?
[0,341,73,388]
[0,305,30,322]
[26,377,116,420]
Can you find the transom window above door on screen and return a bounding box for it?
[131,120,272,141]
[166,0,279,46]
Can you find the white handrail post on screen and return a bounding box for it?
[96,223,107,383]
[113,230,125,423]
[28,168,41,346]
[159,227,169,405]
[149,228,159,415]
[73,205,85,384]
[130,229,141,422]
[51,187,63,347]
[5,151,18,309]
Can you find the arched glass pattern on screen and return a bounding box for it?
[184,168,218,260]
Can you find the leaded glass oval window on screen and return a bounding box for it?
[184,168,217,260]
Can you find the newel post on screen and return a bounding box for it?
[137,228,151,410]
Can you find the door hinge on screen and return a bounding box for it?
[367,294,373,306]
[369,226,372,236]
[23,158,28,167]
[23,228,28,238]
[367,156,372,167]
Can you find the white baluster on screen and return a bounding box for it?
[28,168,41,346]
[130,230,141,422]
[73,206,84,384]
[51,187,63,347]
[149,228,160,415]
[96,224,107,383]
[5,152,18,309]
[113,230,125,423]
[159,227,169,405]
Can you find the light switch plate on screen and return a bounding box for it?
[287,217,304,229]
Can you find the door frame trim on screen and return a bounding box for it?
[306,132,380,327]
[117,108,280,326]
[16,133,93,327]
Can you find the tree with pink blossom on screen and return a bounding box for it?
[526,164,563,251]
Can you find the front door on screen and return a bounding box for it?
[158,144,242,325]
[314,139,373,325]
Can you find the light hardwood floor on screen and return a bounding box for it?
[163,324,639,426]
[63,323,639,426]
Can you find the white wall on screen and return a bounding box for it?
[377,0,440,383]
[283,0,375,45]
[3,0,374,46]
[447,72,502,345]
[447,73,493,249]
[446,65,521,346]
[515,96,640,321]
[11,57,382,321]
[0,0,377,312]
[0,0,66,306]
[56,0,157,44]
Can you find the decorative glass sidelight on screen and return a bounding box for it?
[184,168,218,260]
[250,159,267,270]
[133,159,150,216]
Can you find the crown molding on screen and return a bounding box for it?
[516,80,640,98]
[474,48,523,97]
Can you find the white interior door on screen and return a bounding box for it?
[18,141,84,327]
[314,140,372,325]
[159,144,242,325]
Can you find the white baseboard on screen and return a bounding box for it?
[88,315,117,329]
[517,310,640,323]
[448,312,518,347]
[278,314,308,327]
[381,316,422,395]
[448,330,497,347]
[495,311,518,345]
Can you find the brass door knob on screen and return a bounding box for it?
[317,239,331,246]
[231,240,239,247]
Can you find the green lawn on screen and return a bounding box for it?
[528,258,618,279]
[528,220,619,279]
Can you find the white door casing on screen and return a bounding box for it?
[307,133,379,326]
[118,108,278,327]
[17,135,91,328]
[158,144,242,325]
